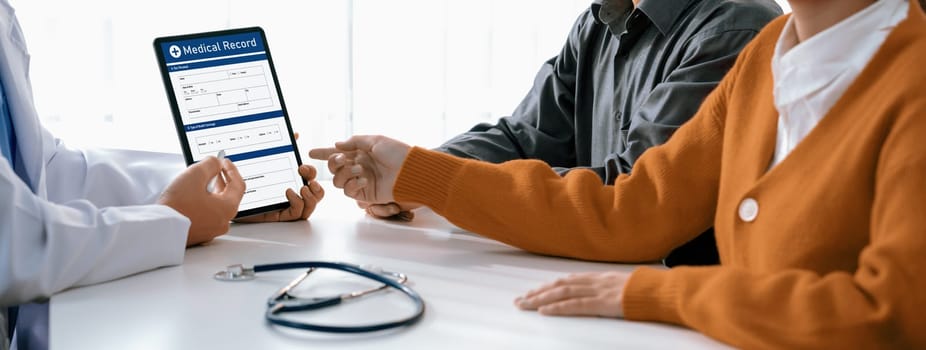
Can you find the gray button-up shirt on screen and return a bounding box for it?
[437,0,782,184]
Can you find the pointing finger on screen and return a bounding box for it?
[334,135,378,152]
[309,147,339,161]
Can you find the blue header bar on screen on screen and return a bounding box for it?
[160,31,265,65]
[167,53,266,72]
[183,111,283,132]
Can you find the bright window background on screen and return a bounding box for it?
[10,0,790,177]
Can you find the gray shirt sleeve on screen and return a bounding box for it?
[435,2,775,185]
[434,12,584,170]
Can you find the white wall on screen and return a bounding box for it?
[9,0,790,175]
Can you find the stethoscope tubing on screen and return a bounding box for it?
[255,261,426,333]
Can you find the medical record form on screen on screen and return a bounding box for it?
[154,27,304,217]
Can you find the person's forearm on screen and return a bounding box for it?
[624,263,922,349]
[392,64,734,262]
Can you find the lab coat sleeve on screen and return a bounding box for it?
[0,160,190,305]
[42,128,186,206]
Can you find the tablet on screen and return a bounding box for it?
[153,27,304,218]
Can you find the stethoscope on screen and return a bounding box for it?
[215,261,425,333]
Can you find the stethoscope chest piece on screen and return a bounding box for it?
[214,264,257,281]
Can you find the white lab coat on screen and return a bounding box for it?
[0,0,190,309]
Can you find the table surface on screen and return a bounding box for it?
[50,182,729,350]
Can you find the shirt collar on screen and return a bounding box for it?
[774,0,906,68]
[772,0,908,106]
[592,0,693,35]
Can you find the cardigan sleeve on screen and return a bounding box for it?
[621,98,926,349]
[392,64,734,263]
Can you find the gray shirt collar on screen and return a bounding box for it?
[592,0,694,35]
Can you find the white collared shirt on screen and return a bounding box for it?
[770,0,908,168]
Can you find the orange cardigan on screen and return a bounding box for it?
[393,2,926,349]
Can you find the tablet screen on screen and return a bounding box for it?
[154,27,303,218]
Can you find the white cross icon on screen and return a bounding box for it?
[169,45,181,59]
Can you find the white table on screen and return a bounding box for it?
[50,182,729,350]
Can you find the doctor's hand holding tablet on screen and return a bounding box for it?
[232,133,326,224]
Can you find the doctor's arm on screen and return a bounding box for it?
[43,129,322,222]
[43,138,187,207]
[0,156,243,304]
